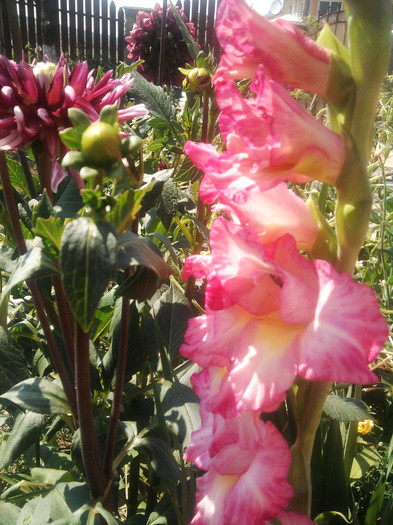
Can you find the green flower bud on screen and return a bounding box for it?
[182,67,212,95]
[81,122,122,168]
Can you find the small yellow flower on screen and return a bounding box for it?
[357,419,374,435]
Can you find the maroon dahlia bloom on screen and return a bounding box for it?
[126,3,196,86]
[0,55,141,190]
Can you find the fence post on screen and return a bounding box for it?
[5,0,22,59]
[110,1,116,66]
[118,6,125,63]
[41,0,60,60]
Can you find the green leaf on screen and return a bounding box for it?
[135,437,180,480]
[130,72,183,142]
[323,395,370,422]
[0,378,70,415]
[6,157,29,195]
[0,502,20,524]
[156,180,180,229]
[31,468,74,485]
[68,108,91,134]
[0,243,17,274]
[159,378,200,447]
[59,127,83,150]
[0,246,60,326]
[60,218,117,331]
[99,104,119,126]
[365,482,386,525]
[146,512,169,525]
[350,446,381,480]
[169,0,200,61]
[80,166,100,179]
[0,327,28,394]
[38,482,91,523]
[117,231,172,274]
[62,151,86,170]
[145,282,192,361]
[53,176,84,218]
[106,184,155,232]
[0,411,44,469]
[34,217,65,254]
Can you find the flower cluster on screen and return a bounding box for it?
[0,55,146,190]
[126,3,196,86]
[180,0,389,523]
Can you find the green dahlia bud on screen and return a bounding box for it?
[81,122,122,168]
[182,67,212,95]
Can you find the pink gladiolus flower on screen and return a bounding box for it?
[0,55,146,190]
[189,416,293,525]
[211,182,318,251]
[216,0,331,97]
[181,218,388,415]
[185,66,344,195]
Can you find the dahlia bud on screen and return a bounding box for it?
[182,67,212,95]
[81,122,122,168]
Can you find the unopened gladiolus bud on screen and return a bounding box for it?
[182,67,212,95]
[81,122,122,168]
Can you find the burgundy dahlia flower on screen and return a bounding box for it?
[126,3,196,86]
[0,55,145,190]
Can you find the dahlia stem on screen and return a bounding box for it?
[103,267,131,481]
[0,151,77,418]
[53,274,75,371]
[74,321,107,499]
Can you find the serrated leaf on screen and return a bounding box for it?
[323,395,370,422]
[34,217,65,253]
[0,244,17,274]
[0,411,44,469]
[130,72,183,142]
[60,218,117,332]
[0,378,70,414]
[156,180,180,229]
[6,157,29,195]
[145,282,192,360]
[159,379,200,447]
[0,246,60,326]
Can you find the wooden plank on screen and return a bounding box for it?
[183,0,190,20]
[101,0,108,59]
[53,0,61,56]
[206,0,215,51]
[27,0,36,50]
[191,0,199,40]
[117,6,124,63]
[1,0,12,58]
[109,1,116,66]
[77,0,84,59]
[69,0,77,59]
[198,0,207,49]
[36,0,43,52]
[85,0,92,60]
[18,0,28,53]
[60,0,68,55]
[93,0,100,58]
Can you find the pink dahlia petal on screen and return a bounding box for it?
[217,0,331,97]
[118,103,148,121]
[296,260,388,384]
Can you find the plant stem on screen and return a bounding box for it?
[17,150,37,198]
[53,274,75,370]
[74,321,107,499]
[0,151,77,417]
[103,268,131,481]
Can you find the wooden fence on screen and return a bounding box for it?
[0,0,221,68]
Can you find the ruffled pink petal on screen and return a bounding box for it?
[219,182,318,250]
[296,260,388,384]
[216,0,331,97]
[272,511,314,525]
